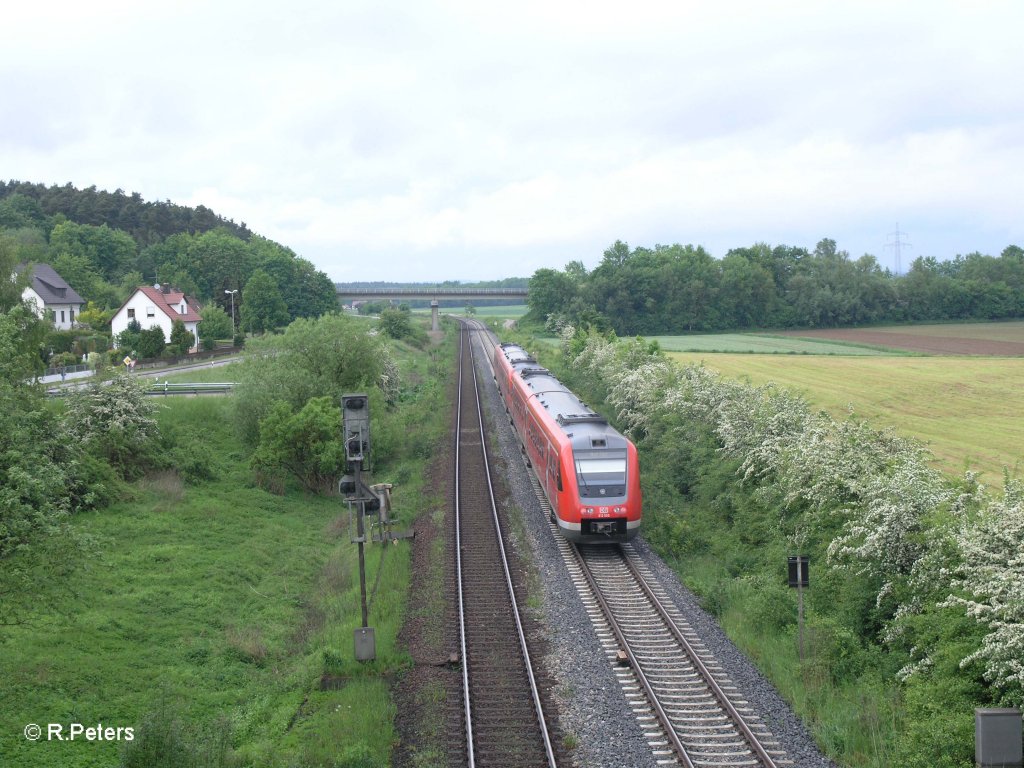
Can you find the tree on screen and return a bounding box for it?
[526,267,578,323]
[199,304,232,342]
[240,269,288,335]
[49,220,137,283]
[251,237,337,320]
[0,233,32,312]
[183,229,254,299]
[0,305,112,629]
[250,398,346,494]
[233,313,394,446]
[719,252,776,328]
[0,193,47,230]
[379,306,413,339]
[77,301,114,329]
[169,319,194,355]
[116,319,143,353]
[137,326,166,359]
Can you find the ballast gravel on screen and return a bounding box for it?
[471,330,839,768]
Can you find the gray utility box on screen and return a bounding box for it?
[354,627,376,662]
[976,708,1022,768]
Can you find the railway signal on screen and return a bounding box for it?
[788,555,809,662]
[341,394,412,662]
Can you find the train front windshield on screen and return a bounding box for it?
[575,453,627,497]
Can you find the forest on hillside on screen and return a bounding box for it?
[0,181,337,328]
[528,239,1024,335]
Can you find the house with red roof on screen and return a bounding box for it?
[110,284,202,352]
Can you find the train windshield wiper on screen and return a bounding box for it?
[574,458,590,488]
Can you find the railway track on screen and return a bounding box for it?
[566,541,791,767]
[468,318,790,767]
[452,323,558,768]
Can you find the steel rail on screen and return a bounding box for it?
[455,322,558,768]
[466,324,557,768]
[454,328,475,767]
[569,543,697,768]
[620,550,780,768]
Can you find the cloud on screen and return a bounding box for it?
[2,1,1022,279]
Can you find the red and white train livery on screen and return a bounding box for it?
[493,342,641,543]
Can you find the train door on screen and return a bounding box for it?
[545,440,559,515]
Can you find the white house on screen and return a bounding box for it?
[110,284,202,352]
[16,263,86,330]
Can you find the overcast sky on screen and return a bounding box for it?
[3,1,1022,282]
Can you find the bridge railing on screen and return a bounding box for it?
[336,288,529,299]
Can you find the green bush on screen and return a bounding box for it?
[233,313,392,447]
[251,397,346,494]
[62,374,161,479]
[163,425,221,484]
[137,325,166,358]
[170,318,194,354]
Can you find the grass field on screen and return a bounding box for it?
[649,334,897,355]
[0,389,433,766]
[667,352,1024,485]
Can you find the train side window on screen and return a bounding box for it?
[556,465,563,491]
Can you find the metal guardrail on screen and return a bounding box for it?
[147,382,235,395]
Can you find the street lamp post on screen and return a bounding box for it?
[224,289,238,338]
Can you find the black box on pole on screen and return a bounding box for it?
[788,556,809,588]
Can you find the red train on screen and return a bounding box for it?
[492,341,641,543]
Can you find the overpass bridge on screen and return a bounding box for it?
[336,288,528,301]
[336,288,529,330]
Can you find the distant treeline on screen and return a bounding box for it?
[527,239,1024,334]
[337,277,529,308]
[0,181,336,324]
[0,180,252,245]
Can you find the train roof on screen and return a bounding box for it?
[498,343,629,452]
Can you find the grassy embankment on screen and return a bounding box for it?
[0,332,452,767]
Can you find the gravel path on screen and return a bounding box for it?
[471,329,839,768]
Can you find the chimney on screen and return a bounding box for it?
[161,283,171,294]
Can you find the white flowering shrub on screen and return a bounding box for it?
[563,332,1023,706]
[62,374,160,476]
[942,481,1024,701]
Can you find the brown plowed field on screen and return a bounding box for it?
[782,327,1024,356]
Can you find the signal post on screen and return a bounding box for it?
[340,394,413,662]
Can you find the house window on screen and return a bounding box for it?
[127,308,135,319]
[146,306,155,318]
[180,303,185,314]
[70,309,75,323]
[60,310,65,323]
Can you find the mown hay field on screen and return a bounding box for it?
[666,351,1024,486]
